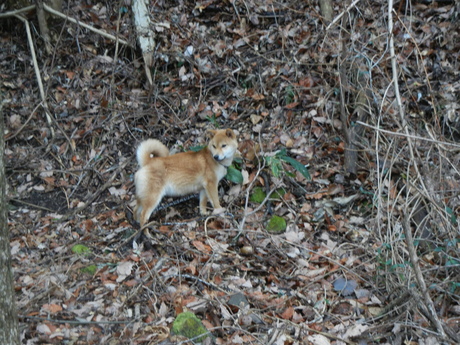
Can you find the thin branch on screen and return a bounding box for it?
[0,5,36,18]
[57,162,127,223]
[14,14,54,135]
[356,121,460,150]
[402,215,453,340]
[1,4,131,47]
[326,0,361,31]
[387,0,450,340]
[19,314,138,325]
[5,103,42,141]
[42,4,132,47]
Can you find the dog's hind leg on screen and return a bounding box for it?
[138,193,162,227]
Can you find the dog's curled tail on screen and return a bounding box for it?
[136,139,170,167]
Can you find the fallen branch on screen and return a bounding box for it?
[5,103,41,141]
[326,0,361,31]
[0,5,36,18]
[14,14,54,136]
[58,162,127,223]
[3,3,131,146]
[0,4,131,47]
[42,3,131,47]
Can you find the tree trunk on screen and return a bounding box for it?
[132,0,156,85]
[319,0,333,23]
[0,102,20,345]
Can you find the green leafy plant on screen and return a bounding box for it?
[445,206,458,225]
[205,114,218,126]
[285,85,296,105]
[265,148,311,180]
[239,77,252,89]
[226,165,243,184]
[448,281,460,294]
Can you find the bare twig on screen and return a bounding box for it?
[236,157,279,237]
[319,0,333,22]
[8,198,55,213]
[357,121,460,150]
[19,314,138,325]
[402,215,447,339]
[14,14,53,132]
[0,5,36,18]
[58,162,127,222]
[5,103,42,141]
[387,0,452,340]
[1,4,130,47]
[266,315,358,345]
[110,0,124,87]
[326,0,361,31]
[42,3,131,47]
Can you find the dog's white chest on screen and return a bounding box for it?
[216,165,227,181]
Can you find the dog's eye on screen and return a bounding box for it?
[213,145,216,149]
[222,144,227,148]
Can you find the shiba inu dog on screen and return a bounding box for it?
[134,129,238,227]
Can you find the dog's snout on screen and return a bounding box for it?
[214,154,221,161]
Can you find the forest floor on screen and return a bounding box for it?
[1,0,460,344]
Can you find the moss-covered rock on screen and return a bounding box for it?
[80,265,97,275]
[171,311,209,342]
[71,244,91,255]
[250,186,266,203]
[266,215,287,233]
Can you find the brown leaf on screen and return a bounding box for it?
[280,306,294,320]
[251,93,265,101]
[42,177,56,186]
[298,76,314,88]
[123,279,138,287]
[42,303,63,314]
[284,101,299,109]
[331,302,353,315]
[192,240,212,254]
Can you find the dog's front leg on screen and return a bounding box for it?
[204,182,225,215]
[199,190,209,215]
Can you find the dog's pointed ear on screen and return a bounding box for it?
[225,129,236,139]
[206,129,217,139]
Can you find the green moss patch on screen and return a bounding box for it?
[171,311,209,342]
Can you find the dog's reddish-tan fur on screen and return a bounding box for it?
[134,129,238,227]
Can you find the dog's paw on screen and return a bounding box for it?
[200,208,210,215]
[212,207,226,215]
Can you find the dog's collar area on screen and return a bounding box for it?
[213,155,232,168]
[216,160,231,168]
